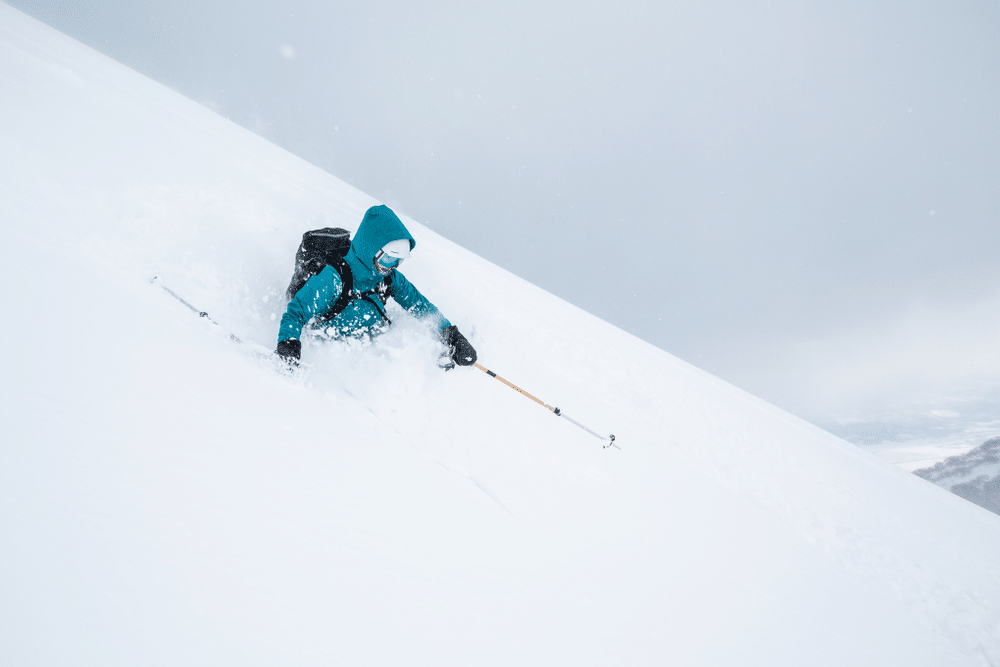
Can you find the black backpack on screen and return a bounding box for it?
[285,227,394,325]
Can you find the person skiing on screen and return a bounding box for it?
[275,204,477,368]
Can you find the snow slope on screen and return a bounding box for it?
[2,6,1000,665]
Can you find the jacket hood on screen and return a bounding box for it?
[349,205,416,270]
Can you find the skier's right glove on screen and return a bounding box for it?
[276,338,301,366]
[441,325,477,366]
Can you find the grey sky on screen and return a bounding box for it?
[7,0,999,425]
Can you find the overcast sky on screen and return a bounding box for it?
[7,0,999,427]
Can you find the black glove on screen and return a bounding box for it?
[276,338,301,365]
[441,325,477,366]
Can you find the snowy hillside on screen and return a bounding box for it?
[2,5,1000,666]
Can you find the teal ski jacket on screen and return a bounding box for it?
[277,205,451,343]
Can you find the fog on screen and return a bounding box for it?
[7,0,999,446]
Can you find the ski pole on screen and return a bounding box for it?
[150,276,243,343]
[472,362,618,449]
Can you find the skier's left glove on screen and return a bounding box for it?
[441,325,477,366]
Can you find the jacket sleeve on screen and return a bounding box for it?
[390,271,452,330]
[277,266,343,343]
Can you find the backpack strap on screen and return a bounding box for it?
[312,264,396,326]
[312,256,354,325]
[356,274,394,325]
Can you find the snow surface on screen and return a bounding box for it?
[2,5,1000,665]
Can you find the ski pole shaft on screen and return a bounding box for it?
[473,362,558,412]
[561,413,612,443]
[151,276,243,343]
[472,362,617,449]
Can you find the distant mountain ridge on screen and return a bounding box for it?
[916,437,1000,515]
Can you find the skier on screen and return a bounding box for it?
[275,205,477,368]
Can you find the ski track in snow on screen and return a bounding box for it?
[3,5,1000,666]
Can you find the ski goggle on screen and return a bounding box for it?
[374,249,404,274]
